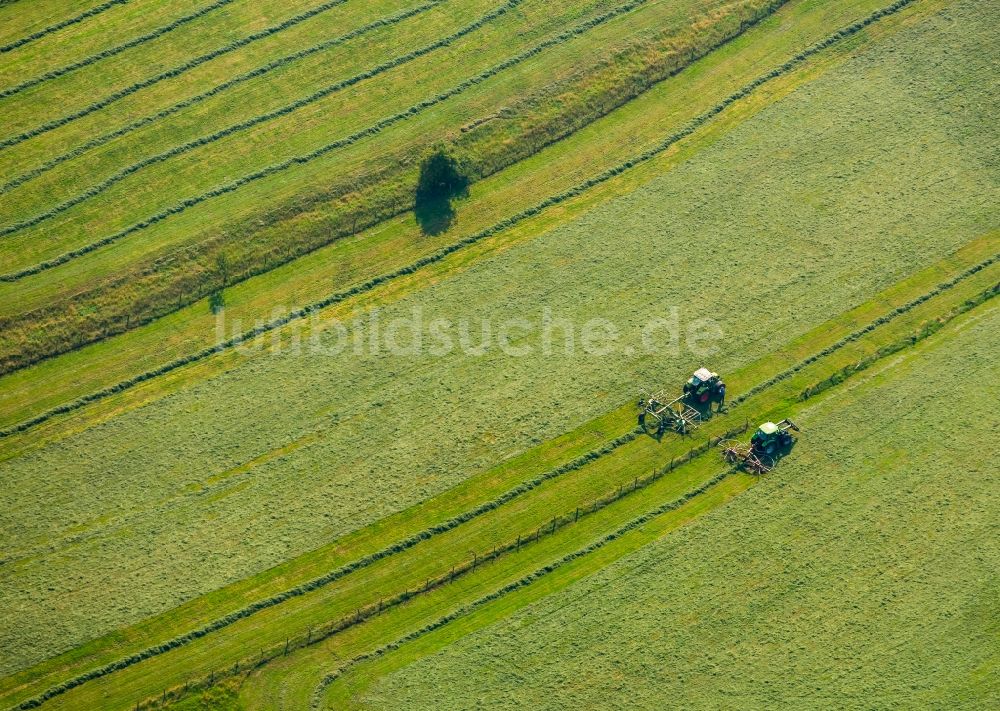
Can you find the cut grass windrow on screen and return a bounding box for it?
[0,0,387,153]
[308,467,737,708]
[728,253,999,409]
[0,0,638,247]
[149,453,745,710]
[0,0,237,101]
[0,0,933,438]
[0,0,131,54]
[0,0,789,376]
[0,0,442,192]
[10,246,987,708]
[0,0,525,237]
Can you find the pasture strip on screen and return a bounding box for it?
[2,429,638,709]
[0,0,237,101]
[0,0,525,234]
[0,0,131,53]
[728,255,999,408]
[0,0,642,249]
[0,0,952,438]
[0,0,442,193]
[309,467,737,707]
[0,0,787,372]
[329,302,1000,710]
[309,294,1000,709]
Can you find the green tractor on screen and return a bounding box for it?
[683,367,726,407]
[721,418,800,474]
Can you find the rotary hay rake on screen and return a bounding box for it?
[638,392,702,436]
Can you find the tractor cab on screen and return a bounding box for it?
[683,367,725,404]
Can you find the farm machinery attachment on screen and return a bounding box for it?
[638,367,726,437]
[720,419,801,474]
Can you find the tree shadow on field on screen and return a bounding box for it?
[415,149,469,236]
[415,192,461,236]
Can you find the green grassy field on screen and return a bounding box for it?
[5,240,995,709]
[0,0,995,708]
[351,300,999,710]
[1,0,995,684]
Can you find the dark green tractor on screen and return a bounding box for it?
[721,419,800,474]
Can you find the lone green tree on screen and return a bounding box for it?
[415,148,468,235]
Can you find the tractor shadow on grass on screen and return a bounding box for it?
[690,399,725,423]
[759,438,799,472]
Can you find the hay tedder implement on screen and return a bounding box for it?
[638,367,726,437]
[720,418,801,474]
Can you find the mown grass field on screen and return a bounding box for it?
[351,301,999,710]
[0,0,995,709]
[6,238,996,709]
[2,0,994,678]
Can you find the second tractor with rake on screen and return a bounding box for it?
[720,418,801,474]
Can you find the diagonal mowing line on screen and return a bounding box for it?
[10,252,993,704]
[0,1,443,192]
[308,467,737,707]
[0,0,935,440]
[0,0,627,246]
[13,438,735,711]
[0,0,237,100]
[0,0,131,54]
